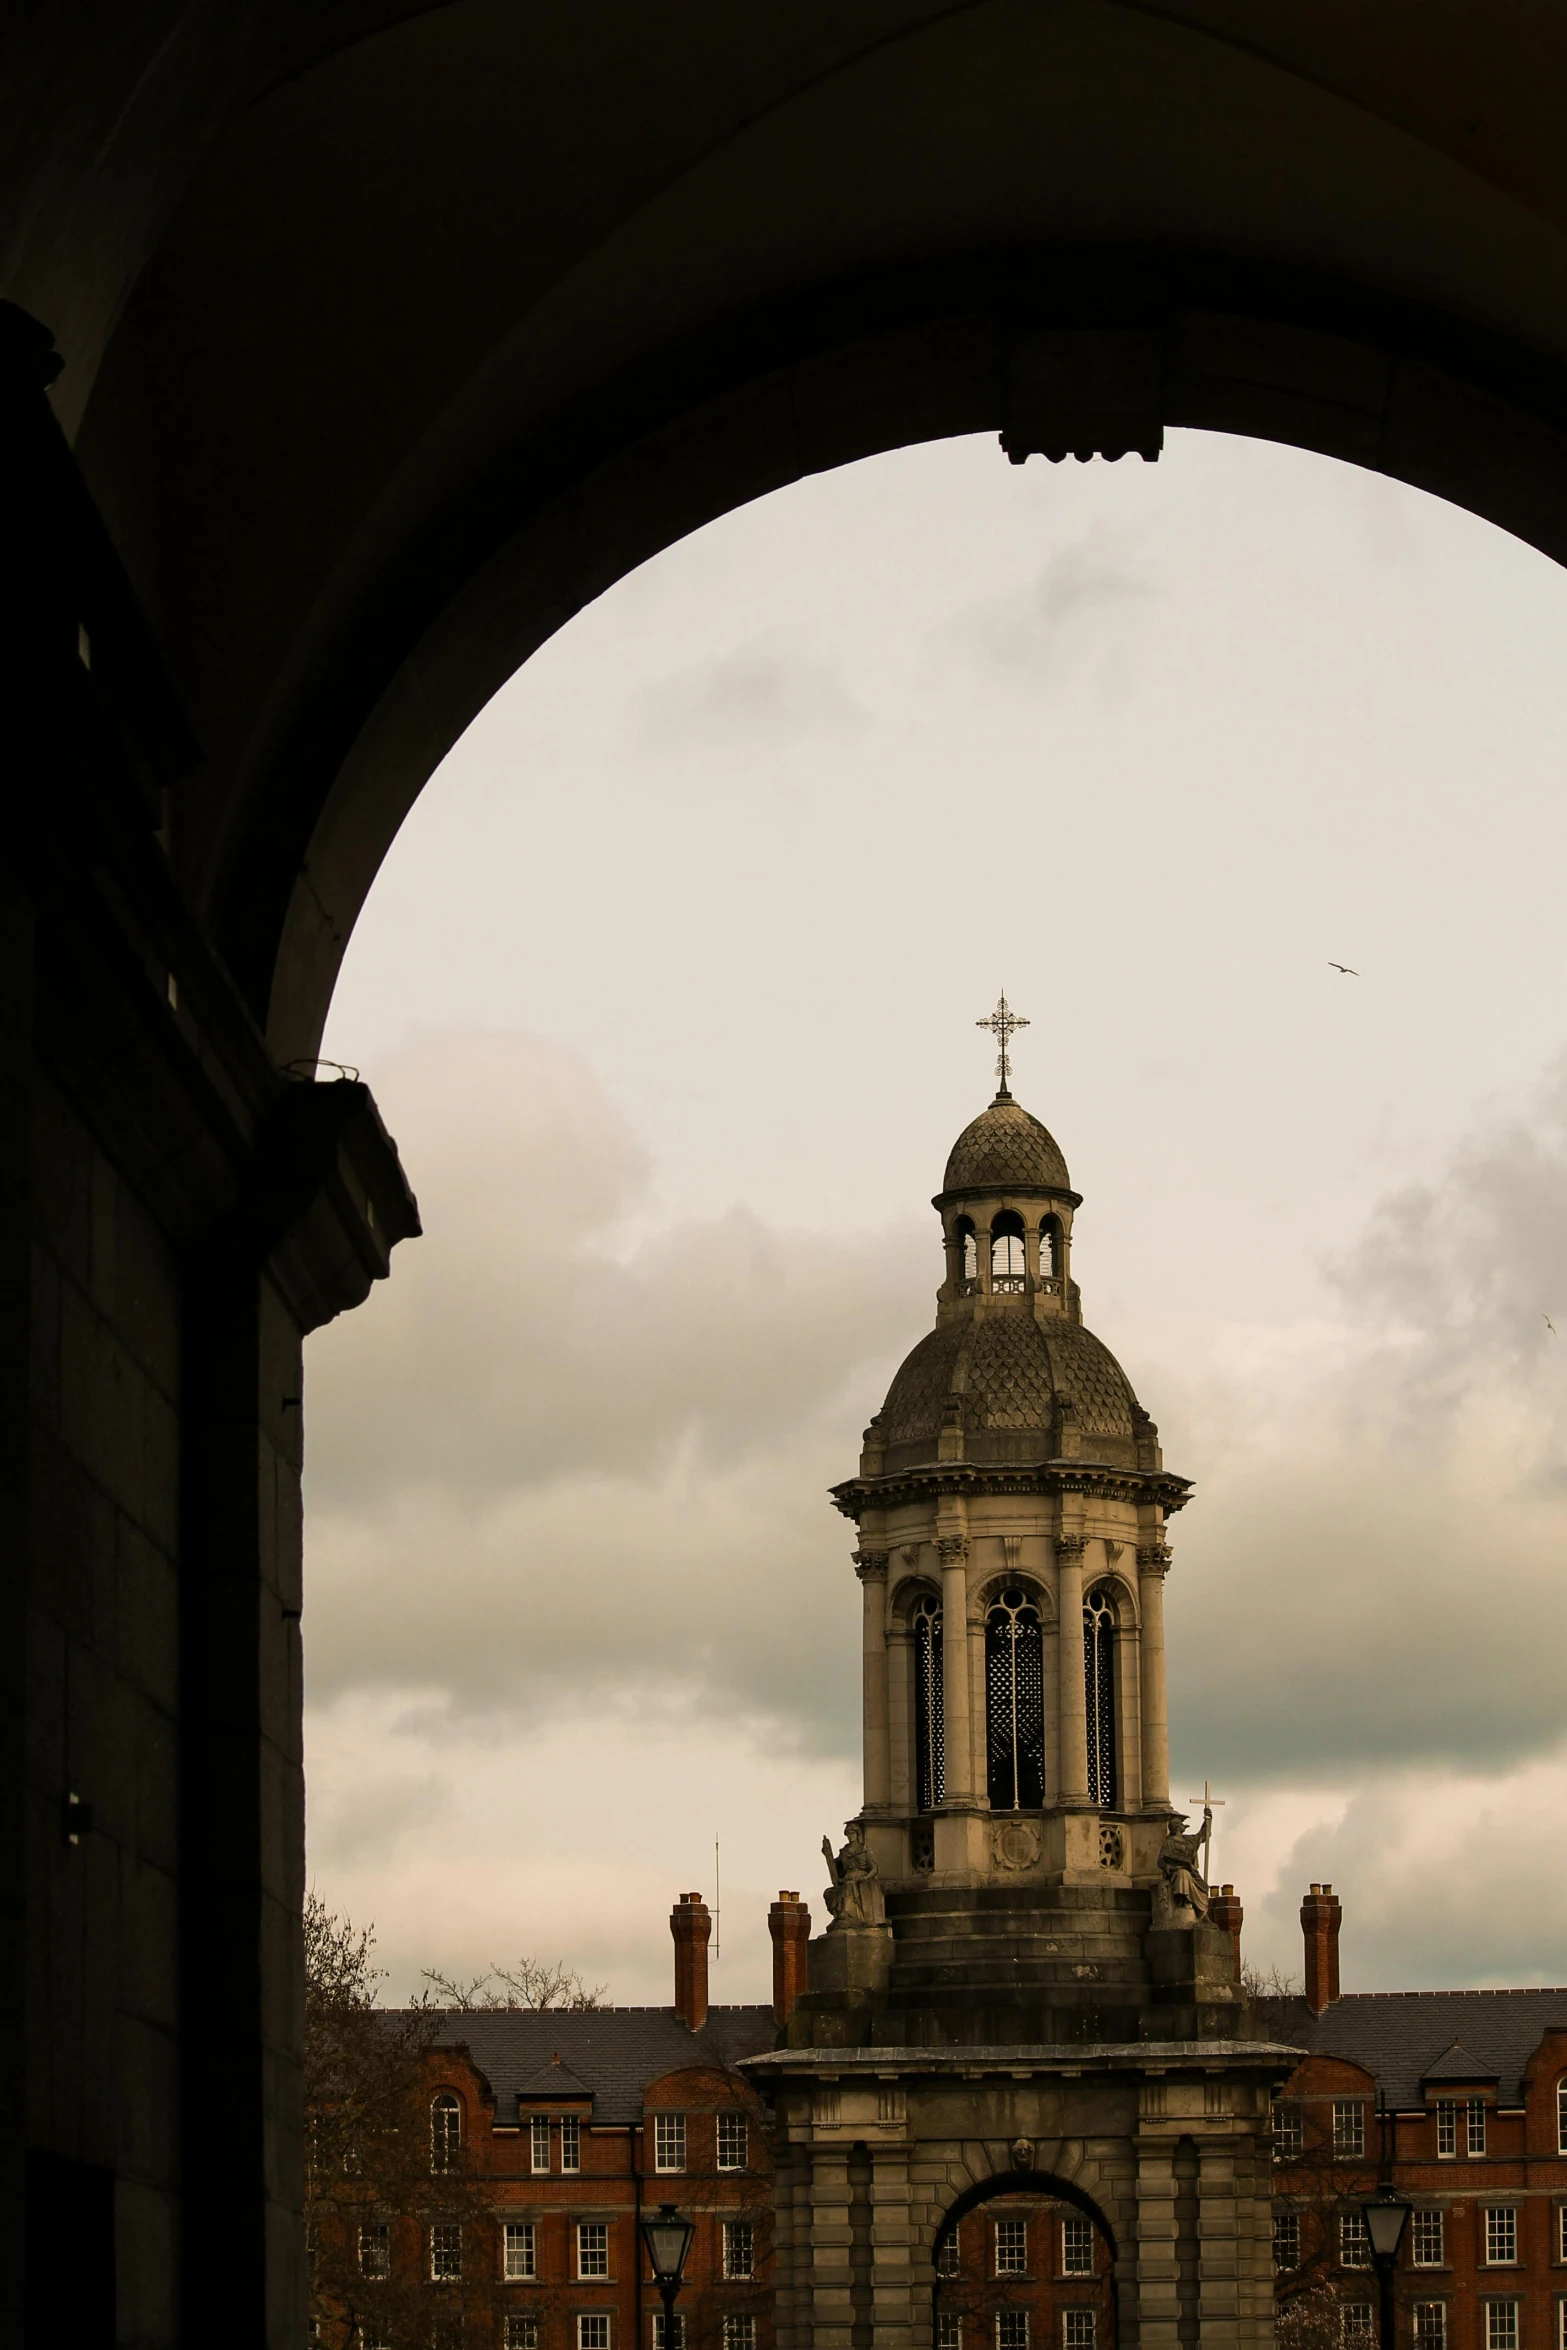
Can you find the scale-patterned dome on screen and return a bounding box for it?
[879,1312,1139,1468]
[942,1097,1071,1194]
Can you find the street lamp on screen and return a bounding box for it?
[641,2203,696,2347]
[1363,2187,1411,2350]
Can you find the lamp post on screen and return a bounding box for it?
[641,2202,696,2348]
[1363,2186,1411,2350]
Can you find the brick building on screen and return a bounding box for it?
[1247,1888,1567,2350]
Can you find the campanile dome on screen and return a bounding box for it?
[940,1095,1073,1196]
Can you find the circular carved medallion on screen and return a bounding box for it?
[993,1819,1041,1871]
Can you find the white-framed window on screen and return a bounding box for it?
[1333,2102,1366,2158]
[937,2320,962,2350]
[995,2217,1027,2275]
[1413,2305,1448,2349]
[1341,2308,1374,2345]
[1273,2213,1301,2271]
[1485,2303,1519,2350]
[1061,2217,1094,2276]
[651,2318,683,2350]
[1272,2102,1304,2161]
[505,2222,537,2281]
[358,2223,390,2278]
[431,2092,463,2174]
[1340,2212,1370,2269]
[562,2116,582,2174]
[1436,2101,1458,2159]
[718,2114,749,2172]
[531,2116,551,2173]
[430,2222,463,2282]
[1558,2300,1567,2350]
[1558,2206,1567,2263]
[1469,2100,1490,2158]
[578,2223,610,2279]
[654,2114,686,2174]
[1063,2316,1095,2350]
[1413,2210,1446,2267]
[1558,2080,1567,2156]
[723,2222,754,2281]
[723,2321,757,2350]
[505,2320,539,2350]
[579,2318,611,2350]
[996,2317,1029,2350]
[935,2235,960,2278]
[1486,2209,1518,2266]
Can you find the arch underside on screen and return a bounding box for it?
[237,257,1567,1065]
[37,0,1567,1070]
[933,2162,1123,2268]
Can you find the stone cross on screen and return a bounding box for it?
[1187,1778,1225,1881]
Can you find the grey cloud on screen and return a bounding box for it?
[306,1029,924,1503]
[947,527,1156,681]
[303,1028,915,1742]
[1162,1052,1567,1785]
[634,629,863,749]
[1240,1761,1567,1990]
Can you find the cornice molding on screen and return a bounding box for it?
[831,1462,1192,1523]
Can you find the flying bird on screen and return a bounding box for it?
[1328,961,1360,976]
[1545,1314,1557,1337]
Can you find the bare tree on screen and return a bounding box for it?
[416,1955,608,2012]
[305,1893,502,2350]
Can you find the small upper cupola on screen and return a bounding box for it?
[935,996,1082,1312]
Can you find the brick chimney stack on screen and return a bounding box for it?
[769,1891,811,2026]
[1300,1882,1342,2015]
[671,1892,710,2031]
[1208,1883,1244,1984]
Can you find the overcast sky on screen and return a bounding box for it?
[305,429,1567,2009]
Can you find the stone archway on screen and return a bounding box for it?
[15,10,1567,2347]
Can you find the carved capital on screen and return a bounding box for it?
[1054,1534,1088,1562]
[1137,1541,1173,1576]
[853,1550,889,1583]
[935,1536,969,1567]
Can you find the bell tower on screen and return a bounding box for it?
[743,1006,1296,2350]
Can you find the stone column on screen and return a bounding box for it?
[1137,1541,1173,1806]
[809,2137,855,2350]
[870,2143,914,2350]
[856,1551,891,1809]
[937,1537,974,1800]
[1055,1534,1090,1804]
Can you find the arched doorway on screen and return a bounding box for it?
[934,2171,1119,2350]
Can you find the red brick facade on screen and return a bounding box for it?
[1261,1894,1567,2350]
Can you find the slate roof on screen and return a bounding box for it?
[1256,1991,1567,2107]
[410,2006,779,2127]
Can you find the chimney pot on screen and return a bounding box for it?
[769,1890,812,2027]
[1208,1883,1244,1984]
[670,1893,711,2031]
[1300,1883,1343,2015]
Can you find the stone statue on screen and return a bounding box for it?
[821,1818,884,1929]
[1156,1808,1211,1923]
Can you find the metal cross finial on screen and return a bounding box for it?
[977,993,1029,1098]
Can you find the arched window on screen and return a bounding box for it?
[956,1217,978,1290]
[986,1587,1045,1809]
[991,1210,1026,1292]
[1083,1589,1118,1809]
[430,2091,463,2174]
[1039,1217,1061,1287]
[911,1594,946,1813]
